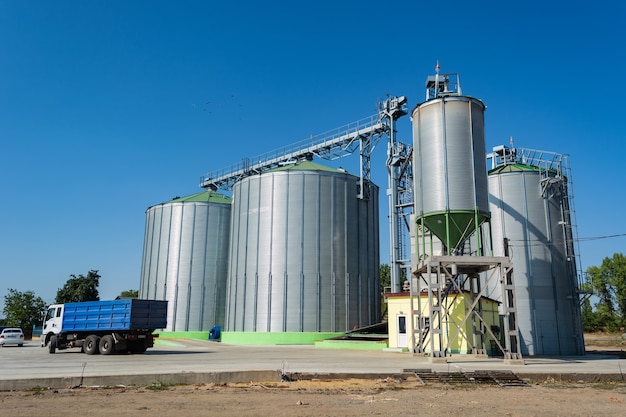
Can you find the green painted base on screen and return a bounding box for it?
[158,331,210,340]
[221,332,343,345]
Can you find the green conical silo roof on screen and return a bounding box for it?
[268,160,348,173]
[488,163,565,181]
[488,163,541,175]
[161,190,231,205]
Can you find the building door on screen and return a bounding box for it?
[540,320,559,355]
[397,314,408,348]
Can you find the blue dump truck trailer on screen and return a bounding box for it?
[41,299,167,355]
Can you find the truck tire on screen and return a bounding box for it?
[99,335,115,355]
[84,335,101,355]
[48,336,57,354]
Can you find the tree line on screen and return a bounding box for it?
[1,270,138,337]
[581,253,626,332]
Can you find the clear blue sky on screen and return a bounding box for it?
[1,1,624,312]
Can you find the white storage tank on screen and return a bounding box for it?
[412,91,490,254]
[488,151,584,355]
[139,191,231,332]
[225,161,380,338]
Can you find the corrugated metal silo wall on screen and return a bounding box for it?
[225,170,380,333]
[489,170,584,355]
[139,201,231,332]
[413,96,489,217]
[357,184,380,327]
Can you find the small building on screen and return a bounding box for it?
[386,291,501,355]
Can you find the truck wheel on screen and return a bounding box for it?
[99,335,115,355]
[84,335,101,355]
[48,335,57,354]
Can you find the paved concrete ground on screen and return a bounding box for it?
[1,339,625,390]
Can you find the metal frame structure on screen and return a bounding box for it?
[200,97,408,202]
[425,69,462,101]
[386,140,414,293]
[200,96,410,296]
[382,97,411,293]
[410,256,523,361]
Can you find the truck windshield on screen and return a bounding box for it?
[45,308,56,321]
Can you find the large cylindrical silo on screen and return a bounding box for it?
[412,96,490,254]
[489,163,584,355]
[139,191,231,332]
[225,161,379,337]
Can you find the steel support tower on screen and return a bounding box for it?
[386,139,413,293]
[382,98,410,293]
[410,256,523,362]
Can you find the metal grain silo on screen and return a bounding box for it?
[225,161,379,336]
[488,148,584,355]
[139,191,231,332]
[412,80,490,254]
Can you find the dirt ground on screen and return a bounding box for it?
[2,377,626,417]
[2,333,625,417]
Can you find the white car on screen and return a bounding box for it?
[0,327,25,347]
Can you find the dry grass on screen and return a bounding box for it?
[584,331,626,358]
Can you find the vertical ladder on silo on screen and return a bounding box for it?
[500,262,523,361]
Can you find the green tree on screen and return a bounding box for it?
[380,264,391,321]
[55,270,101,303]
[581,297,593,330]
[119,289,138,298]
[580,281,601,331]
[581,297,602,332]
[380,264,391,295]
[585,253,626,331]
[379,264,409,321]
[2,289,46,337]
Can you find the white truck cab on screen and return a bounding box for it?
[40,304,63,347]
